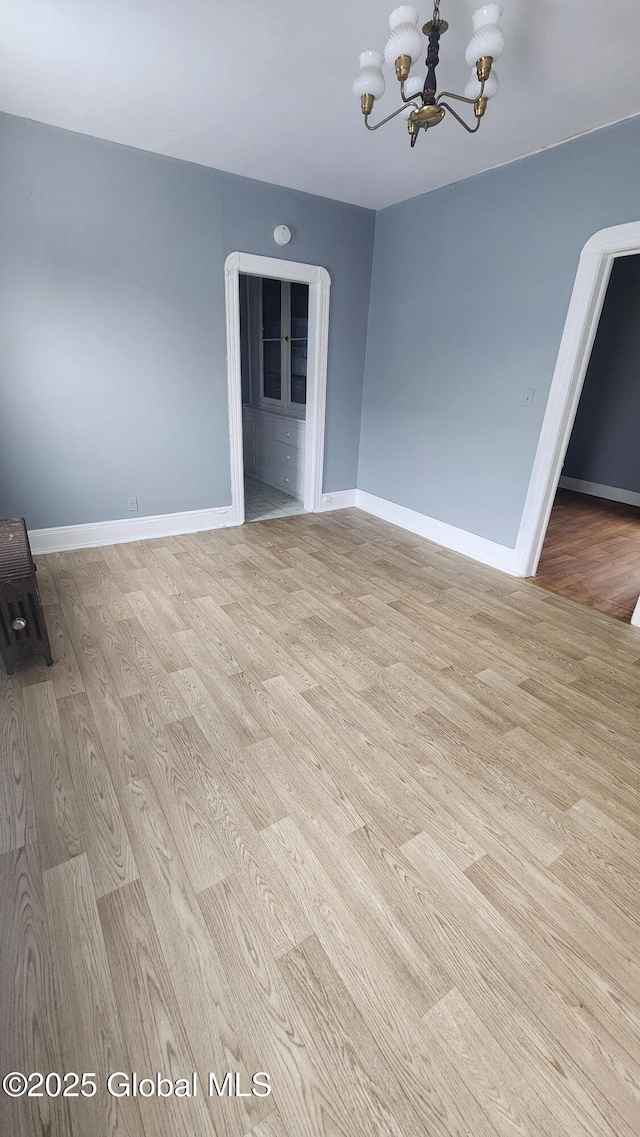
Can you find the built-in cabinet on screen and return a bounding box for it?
[259,278,309,412]
[243,406,306,500]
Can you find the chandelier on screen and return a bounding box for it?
[353,3,505,147]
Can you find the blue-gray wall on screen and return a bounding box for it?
[4,109,640,541]
[358,114,640,548]
[563,253,640,494]
[0,113,374,529]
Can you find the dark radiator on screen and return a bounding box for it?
[0,517,53,675]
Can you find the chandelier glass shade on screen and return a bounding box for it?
[353,2,506,147]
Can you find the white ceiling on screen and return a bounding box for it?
[1,1,639,210]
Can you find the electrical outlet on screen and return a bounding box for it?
[522,388,535,407]
[128,496,139,512]
[323,494,332,502]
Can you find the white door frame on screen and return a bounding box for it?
[514,221,640,578]
[224,251,331,524]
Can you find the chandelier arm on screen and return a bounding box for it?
[436,83,485,107]
[399,80,417,104]
[364,102,419,131]
[438,102,482,133]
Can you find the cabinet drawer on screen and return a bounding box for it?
[256,464,302,499]
[274,418,304,448]
[276,466,304,498]
[272,463,303,498]
[274,439,303,472]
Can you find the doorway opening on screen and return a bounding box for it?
[514,221,640,626]
[534,255,640,620]
[240,273,308,522]
[224,252,331,527]
[518,231,640,621]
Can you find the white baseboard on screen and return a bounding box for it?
[559,476,640,509]
[316,489,357,512]
[632,596,640,628]
[27,490,521,580]
[354,490,521,576]
[29,505,237,555]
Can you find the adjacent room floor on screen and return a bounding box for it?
[244,474,305,523]
[2,509,640,1137]
[533,487,640,621]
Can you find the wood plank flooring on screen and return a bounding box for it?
[2,508,640,1136]
[534,487,640,621]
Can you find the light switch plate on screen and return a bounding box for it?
[522,388,535,407]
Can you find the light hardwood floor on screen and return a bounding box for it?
[2,508,640,1136]
[534,487,640,621]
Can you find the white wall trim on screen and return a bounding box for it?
[355,490,519,575]
[224,256,245,527]
[224,252,330,523]
[316,489,357,511]
[28,506,235,555]
[631,596,640,628]
[514,220,640,578]
[558,476,640,509]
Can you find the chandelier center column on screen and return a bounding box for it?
[423,25,442,105]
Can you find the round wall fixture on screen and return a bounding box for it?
[273,224,292,246]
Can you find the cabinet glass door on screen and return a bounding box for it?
[262,278,281,339]
[261,278,284,403]
[262,341,282,401]
[289,283,308,406]
[259,279,308,410]
[290,341,307,405]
